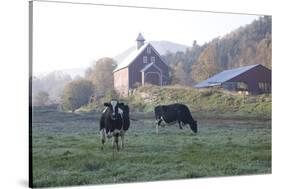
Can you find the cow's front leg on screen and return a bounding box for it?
[178,121,183,129]
[112,133,120,151]
[115,135,120,151]
[100,129,106,150]
[112,135,115,149]
[111,135,117,159]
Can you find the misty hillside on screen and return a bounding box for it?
[32,71,73,105]
[35,67,87,79]
[151,41,188,54]
[114,41,188,63]
[35,41,187,79]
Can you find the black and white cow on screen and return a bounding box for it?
[154,103,198,134]
[99,99,130,151]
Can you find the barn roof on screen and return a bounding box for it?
[113,43,149,72]
[194,64,260,88]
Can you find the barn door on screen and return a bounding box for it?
[144,72,161,85]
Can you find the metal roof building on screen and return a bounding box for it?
[194,64,271,94]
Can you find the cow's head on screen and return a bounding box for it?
[190,120,198,133]
[104,99,123,120]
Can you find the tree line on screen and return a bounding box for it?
[61,58,117,112]
[162,16,272,85]
[32,58,117,112]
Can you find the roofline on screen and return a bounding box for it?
[113,66,128,73]
[221,64,264,83]
[113,43,149,73]
[193,64,267,88]
[140,62,163,74]
[113,42,172,73]
[150,44,171,70]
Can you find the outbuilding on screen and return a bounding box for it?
[194,64,271,94]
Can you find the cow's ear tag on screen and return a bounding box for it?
[104,102,110,107]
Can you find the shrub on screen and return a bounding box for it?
[62,80,94,112]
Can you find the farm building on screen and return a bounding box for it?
[113,33,170,96]
[194,64,271,94]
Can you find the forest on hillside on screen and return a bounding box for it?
[162,16,272,85]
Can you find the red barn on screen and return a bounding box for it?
[113,33,170,96]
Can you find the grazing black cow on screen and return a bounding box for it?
[154,103,198,134]
[100,99,130,151]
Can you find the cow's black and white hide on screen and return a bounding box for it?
[99,100,130,151]
[118,103,130,148]
[154,103,198,134]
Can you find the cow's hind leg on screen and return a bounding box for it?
[156,124,158,135]
[156,118,163,134]
[157,119,162,126]
[120,130,125,149]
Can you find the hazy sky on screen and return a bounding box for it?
[33,1,260,74]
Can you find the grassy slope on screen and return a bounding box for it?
[32,109,271,187]
[119,85,272,120]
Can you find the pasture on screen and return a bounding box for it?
[31,108,271,188]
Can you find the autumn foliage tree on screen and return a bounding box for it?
[62,79,94,112]
[191,43,221,83]
[255,33,272,69]
[85,57,117,96]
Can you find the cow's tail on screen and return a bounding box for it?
[154,108,159,120]
[99,116,104,131]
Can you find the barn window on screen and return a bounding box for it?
[151,56,155,63]
[237,82,248,91]
[258,82,271,92]
[147,47,151,54]
[222,82,236,91]
[143,56,147,64]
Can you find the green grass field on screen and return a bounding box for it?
[31,108,271,188]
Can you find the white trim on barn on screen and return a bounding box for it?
[140,62,163,86]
